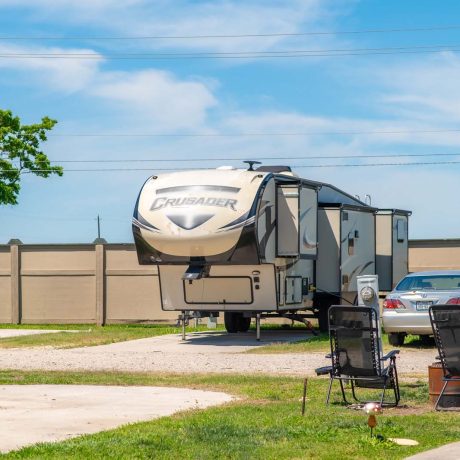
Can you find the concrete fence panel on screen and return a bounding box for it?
[409,239,460,272]
[20,245,97,324]
[104,245,174,323]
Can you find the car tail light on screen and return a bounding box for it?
[447,297,460,305]
[383,298,406,309]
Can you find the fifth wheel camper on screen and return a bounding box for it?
[133,163,410,332]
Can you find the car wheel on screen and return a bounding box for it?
[388,332,405,346]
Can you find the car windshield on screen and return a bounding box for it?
[395,275,460,291]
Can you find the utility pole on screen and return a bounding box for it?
[93,215,106,245]
[97,214,101,239]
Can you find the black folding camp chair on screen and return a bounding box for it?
[315,305,400,407]
[429,304,460,411]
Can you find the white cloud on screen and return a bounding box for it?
[0,42,217,130]
[0,0,345,53]
[372,52,460,123]
[0,43,102,92]
[91,69,217,130]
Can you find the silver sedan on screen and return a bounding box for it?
[382,270,460,346]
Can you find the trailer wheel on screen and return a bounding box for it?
[237,315,251,333]
[224,312,240,333]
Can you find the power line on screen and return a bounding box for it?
[2,25,460,40]
[2,44,460,60]
[6,152,460,164]
[7,160,460,173]
[39,153,460,163]
[2,43,459,56]
[46,128,460,138]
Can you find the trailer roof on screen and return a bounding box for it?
[376,209,412,216]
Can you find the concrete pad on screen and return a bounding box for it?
[406,441,460,459]
[0,329,79,339]
[101,330,314,354]
[0,384,233,453]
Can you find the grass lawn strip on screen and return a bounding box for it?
[0,371,458,459]
[248,333,437,354]
[0,324,223,349]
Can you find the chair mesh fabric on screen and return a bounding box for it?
[431,305,460,377]
[329,307,381,378]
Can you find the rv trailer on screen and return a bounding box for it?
[132,164,410,332]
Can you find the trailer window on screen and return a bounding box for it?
[396,219,405,242]
[348,235,355,256]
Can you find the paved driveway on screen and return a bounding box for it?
[0,384,232,453]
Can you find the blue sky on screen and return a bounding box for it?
[1,0,460,243]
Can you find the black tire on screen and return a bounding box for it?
[237,315,251,333]
[388,332,405,347]
[419,335,434,346]
[225,313,252,333]
[224,312,239,333]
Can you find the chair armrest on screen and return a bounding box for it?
[315,366,332,376]
[381,350,400,361]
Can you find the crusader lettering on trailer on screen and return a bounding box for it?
[150,196,238,211]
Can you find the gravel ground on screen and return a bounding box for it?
[0,332,436,377]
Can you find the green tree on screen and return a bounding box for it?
[0,109,63,205]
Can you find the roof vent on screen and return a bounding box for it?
[256,165,292,173]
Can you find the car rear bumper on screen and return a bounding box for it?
[382,310,433,335]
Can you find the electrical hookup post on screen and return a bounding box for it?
[357,275,383,350]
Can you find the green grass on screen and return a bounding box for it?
[248,332,437,354]
[0,324,223,349]
[0,370,458,459]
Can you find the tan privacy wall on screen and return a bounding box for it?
[0,243,175,325]
[409,239,460,272]
[0,239,458,324]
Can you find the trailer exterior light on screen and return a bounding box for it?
[360,286,375,302]
[447,297,460,304]
[383,298,405,309]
